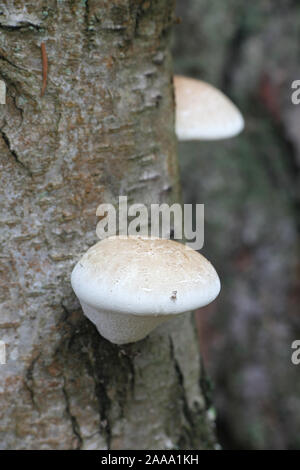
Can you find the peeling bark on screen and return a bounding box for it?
[0,0,216,449]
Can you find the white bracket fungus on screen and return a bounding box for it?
[174,75,244,141]
[71,236,221,344]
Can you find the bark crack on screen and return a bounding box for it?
[0,22,41,32]
[59,304,111,449]
[0,129,32,176]
[0,52,26,72]
[118,347,135,397]
[84,0,90,30]
[168,335,194,440]
[199,356,213,411]
[88,341,112,449]
[62,376,83,450]
[24,353,41,411]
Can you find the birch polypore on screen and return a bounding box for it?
[71,236,221,344]
[174,75,244,141]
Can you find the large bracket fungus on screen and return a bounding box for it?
[71,236,221,344]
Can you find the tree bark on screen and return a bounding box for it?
[0,0,216,449]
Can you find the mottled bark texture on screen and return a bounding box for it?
[0,0,216,450]
[174,0,300,450]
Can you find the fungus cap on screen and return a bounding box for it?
[174,75,244,141]
[71,235,220,317]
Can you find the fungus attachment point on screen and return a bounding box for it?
[71,236,221,344]
[174,75,244,141]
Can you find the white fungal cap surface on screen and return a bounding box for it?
[71,236,221,316]
[174,75,244,141]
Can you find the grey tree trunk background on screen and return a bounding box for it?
[0,1,216,450]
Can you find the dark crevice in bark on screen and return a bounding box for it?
[169,333,216,449]
[55,304,106,448]
[58,303,136,448]
[24,353,41,411]
[62,376,83,450]
[85,329,138,448]
[199,355,213,410]
[0,22,42,32]
[0,129,32,175]
[168,335,194,446]
[0,53,25,71]
[118,346,136,397]
[88,334,113,449]
[84,0,90,31]
[132,2,147,37]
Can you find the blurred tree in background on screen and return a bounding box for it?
[174,0,300,450]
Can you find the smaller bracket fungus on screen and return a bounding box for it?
[71,236,221,344]
[174,75,244,141]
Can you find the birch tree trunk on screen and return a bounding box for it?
[0,0,216,450]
